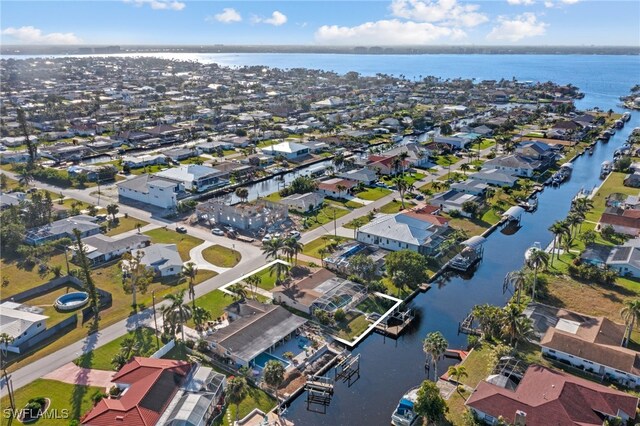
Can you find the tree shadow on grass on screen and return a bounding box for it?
[70,321,100,421]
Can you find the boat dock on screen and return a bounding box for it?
[374,308,415,338]
[457,312,481,336]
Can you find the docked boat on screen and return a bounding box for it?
[588,146,594,155]
[391,386,421,426]
[600,160,613,178]
[622,112,632,122]
[615,119,624,129]
[524,242,542,262]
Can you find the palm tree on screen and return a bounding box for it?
[548,220,570,263]
[446,365,468,394]
[119,336,140,359]
[503,269,527,304]
[423,331,448,380]
[398,151,410,175]
[106,203,119,223]
[244,275,261,299]
[621,299,640,347]
[394,177,409,209]
[262,237,284,260]
[333,152,345,171]
[526,249,549,301]
[163,290,192,340]
[0,333,14,359]
[17,169,33,188]
[226,376,247,423]
[235,187,249,203]
[263,360,285,413]
[192,306,212,331]
[501,303,533,348]
[227,283,248,302]
[283,237,303,265]
[269,261,291,286]
[573,197,594,215]
[566,211,584,238]
[182,262,198,307]
[460,163,470,176]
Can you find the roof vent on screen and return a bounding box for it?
[116,416,125,421]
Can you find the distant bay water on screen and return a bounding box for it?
[4,52,640,111]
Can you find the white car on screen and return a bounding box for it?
[211,228,224,236]
[289,230,301,240]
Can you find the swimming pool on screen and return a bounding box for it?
[253,352,291,369]
[54,291,89,312]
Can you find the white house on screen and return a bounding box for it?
[468,169,518,187]
[261,141,310,160]
[483,155,541,178]
[0,302,48,353]
[428,190,482,215]
[155,164,229,192]
[117,174,183,210]
[337,168,378,185]
[138,243,183,277]
[606,239,640,278]
[280,192,324,213]
[356,209,449,255]
[72,234,150,265]
[121,154,168,169]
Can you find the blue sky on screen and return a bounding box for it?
[1,1,638,46]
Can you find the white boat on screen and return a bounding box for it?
[524,242,542,262]
[391,386,421,426]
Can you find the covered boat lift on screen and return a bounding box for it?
[502,206,525,225]
[447,236,486,272]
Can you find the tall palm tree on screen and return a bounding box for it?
[192,306,212,331]
[262,237,284,260]
[244,275,261,299]
[283,237,303,265]
[394,177,409,209]
[182,262,198,307]
[17,169,33,188]
[226,376,247,423]
[335,184,347,200]
[119,336,140,359]
[263,360,285,413]
[163,290,192,341]
[501,303,533,348]
[227,283,248,302]
[548,220,570,263]
[446,365,468,393]
[398,151,410,175]
[503,269,528,304]
[620,299,640,347]
[566,211,584,238]
[460,163,470,175]
[269,261,291,286]
[106,203,119,223]
[573,197,594,215]
[526,249,549,301]
[423,331,448,381]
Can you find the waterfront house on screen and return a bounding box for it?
[598,206,640,237]
[365,154,410,176]
[196,199,288,231]
[317,178,358,198]
[483,154,542,178]
[121,153,168,169]
[164,147,197,162]
[117,174,183,210]
[433,135,470,150]
[428,190,483,215]
[337,168,378,185]
[579,243,612,268]
[383,143,432,168]
[0,302,48,354]
[467,169,518,187]
[25,214,101,245]
[82,357,226,426]
[261,141,310,160]
[465,364,638,425]
[624,172,640,188]
[356,208,449,255]
[155,164,229,193]
[204,300,307,368]
[280,192,324,213]
[137,243,183,277]
[606,239,640,278]
[450,180,489,196]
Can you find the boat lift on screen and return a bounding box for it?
[305,374,334,414]
[334,353,361,387]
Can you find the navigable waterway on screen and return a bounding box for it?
[6,52,639,423]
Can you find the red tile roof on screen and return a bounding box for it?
[82,357,193,426]
[401,210,449,226]
[466,364,638,425]
[317,178,357,192]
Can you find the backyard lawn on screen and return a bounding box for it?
[104,216,149,236]
[144,228,204,261]
[216,386,275,426]
[355,187,392,201]
[263,191,282,202]
[202,244,242,268]
[0,379,101,426]
[378,200,415,214]
[586,172,637,222]
[187,289,235,325]
[75,327,158,370]
[334,312,370,341]
[301,235,352,259]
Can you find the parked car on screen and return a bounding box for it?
[211,228,224,236]
[289,230,301,240]
[415,194,425,201]
[262,234,273,243]
[176,226,187,233]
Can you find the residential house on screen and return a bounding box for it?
[138,243,183,277]
[261,141,310,160]
[384,143,431,168]
[428,190,482,215]
[515,141,556,167]
[624,172,640,188]
[466,364,638,425]
[337,168,378,185]
[317,178,358,198]
[155,164,229,192]
[121,154,168,169]
[204,300,307,367]
[450,180,489,196]
[25,214,101,245]
[82,357,225,426]
[606,239,640,277]
[468,169,518,187]
[72,234,150,265]
[196,199,288,231]
[0,192,26,210]
[366,155,409,176]
[164,148,197,162]
[117,174,183,210]
[356,207,449,255]
[599,206,640,237]
[0,302,48,354]
[579,243,612,268]
[67,164,118,182]
[280,192,324,213]
[483,154,542,178]
[433,135,470,150]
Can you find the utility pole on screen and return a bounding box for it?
[152,291,160,350]
[1,360,15,414]
[333,207,337,237]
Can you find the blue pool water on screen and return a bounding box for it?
[253,352,290,369]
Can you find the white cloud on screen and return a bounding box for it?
[544,1,554,7]
[389,0,488,27]
[560,0,580,3]
[209,8,242,23]
[124,0,185,11]
[255,11,288,26]
[1,26,81,44]
[544,0,579,8]
[487,13,547,42]
[507,0,535,5]
[315,19,466,45]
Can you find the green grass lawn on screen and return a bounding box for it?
[335,312,370,341]
[201,245,241,268]
[458,344,494,388]
[188,289,235,325]
[343,213,374,230]
[74,327,158,370]
[104,216,149,236]
[144,228,204,261]
[434,154,460,167]
[0,379,101,426]
[378,200,415,214]
[130,164,170,175]
[301,235,352,259]
[215,386,276,426]
[586,172,637,222]
[180,156,210,165]
[252,267,279,290]
[355,187,392,201]
[298,205,350,231]
[381,172,425,186]
[263,191,282,202]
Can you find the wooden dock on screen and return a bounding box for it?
[419,283,432,292]
[374,309,415,338]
